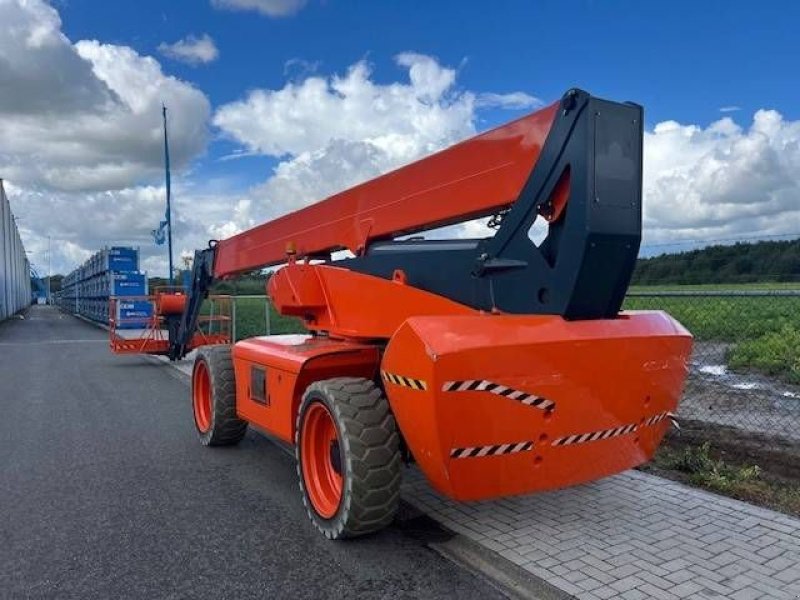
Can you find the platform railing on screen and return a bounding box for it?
[108,294,233,356]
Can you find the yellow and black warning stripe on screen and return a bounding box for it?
[381,370,427,391]
[450,441,535,459]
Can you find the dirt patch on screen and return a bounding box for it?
[640,421,800,516]
[679,342,800,442]
[673,419,800,478]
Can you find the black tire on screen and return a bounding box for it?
[192,346,247,446]
[295,377,401,539]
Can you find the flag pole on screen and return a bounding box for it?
[163,104,174,285]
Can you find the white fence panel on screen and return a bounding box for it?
[0,180,31,320]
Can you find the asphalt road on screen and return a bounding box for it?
[0,306,504,599]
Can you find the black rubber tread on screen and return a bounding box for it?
[193,346,248,446]
[295,377,401,539]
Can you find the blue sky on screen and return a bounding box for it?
[58,0,798,122]
[57,0,800,191]
[3,0,800,274]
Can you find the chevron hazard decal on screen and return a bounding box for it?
[643,412,669,426]
[553,423,637,446]
[552,411,672,447]
[450,441,535,459]
[442,380,555,411]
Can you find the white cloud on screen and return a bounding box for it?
[8,178,238,277]
[0,0,212,276]
[476,92,542,110]
[0,0,107,114]
[643,111,800,247]
[1,7,538,277]
[215,52,800,255]
[719,105,741,113]
[158,34,219,66]
[0,1,210,193]
[210,0,308,17]
[283,57,320,78]
[212,53,492,234]
[7,0,798,280]
[214,54,475,160]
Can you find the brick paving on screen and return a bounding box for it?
[402,469,800,599]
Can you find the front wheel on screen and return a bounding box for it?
[296,378,401,539]
[192,346,247,446]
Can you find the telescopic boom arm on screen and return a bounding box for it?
[171,89,643,359]
[211,102,559,277]
[170,95,560,359]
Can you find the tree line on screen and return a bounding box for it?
[632,239,800,285]
[45,238,800,291]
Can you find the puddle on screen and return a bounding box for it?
[699,364,727,377]
[696,364,764,392]
[732,382,759,390]
[682,342,800,441]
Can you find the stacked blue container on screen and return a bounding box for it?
[53,247,152,328]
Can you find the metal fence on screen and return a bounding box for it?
[229,295,272,343]
[0,180,31,320]
[625,289,800,449]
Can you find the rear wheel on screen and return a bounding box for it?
[296,377,401,539]
[192,346,247,446]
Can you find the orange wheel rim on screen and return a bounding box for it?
[300,402,343,519]
[192,361,212,433]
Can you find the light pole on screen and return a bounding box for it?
[47,235,51,304]
[163,105,174,285]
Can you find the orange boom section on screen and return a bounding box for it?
[213,103,558,275]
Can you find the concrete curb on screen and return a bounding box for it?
[430,533,574,600]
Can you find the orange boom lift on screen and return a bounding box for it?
[116,89,692,539]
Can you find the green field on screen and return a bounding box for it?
[625,287,800,384]
[231,296,304,339]
[624,294,800,342]
[198,295,304,341]
[629,282,800,292]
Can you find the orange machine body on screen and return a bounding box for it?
[233,261,692,501]
[221,89,692,502]
[268,263,475,338]
[156,291,187,316]
[231,335,379,444]
[119,89,694,504]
